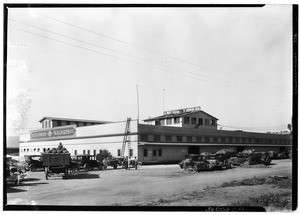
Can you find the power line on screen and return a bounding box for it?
[12,27,280,96]
[37,13,285,91]
[10,18,283,95]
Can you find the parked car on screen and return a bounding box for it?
[6,157,26,186]
[179,154,223,172]
[24,155,44,172]
[229,151,271,166]
[101,157,120,169]
[71,154,102,171]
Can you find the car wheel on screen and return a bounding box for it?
[90,167,94,171]
[98,165,103,170]
[30,165,37,172]
[84,164,89,172]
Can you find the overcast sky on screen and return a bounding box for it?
[6,5,293,135]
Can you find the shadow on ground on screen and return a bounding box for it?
[6,186,27,193]
[65,173,100,180]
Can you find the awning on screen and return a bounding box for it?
[138,142,292,147]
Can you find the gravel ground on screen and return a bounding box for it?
[6,159,293,208]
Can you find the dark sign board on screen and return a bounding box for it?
[30,125,76,140]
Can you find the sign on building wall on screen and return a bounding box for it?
[30,125,76,140]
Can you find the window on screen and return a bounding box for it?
[143,149,148,157]
[141,134,148,141]
[199,118,203,125]
[221,137,226,143]
[83,150,86,154]
[153,149,157,156]
[34,148,36,152]
[196,136,202,142]
[187,136,192,142]
[66,121,70,125]
[43,148,46,152]
[177,136,183,142]
[42,122,44,128]
[205,137,210,142]
[93,150,96,156]
[158,149,162,157]
[129,149,133,157]
[37,148,40,152]
[160,119,165,125]
[191,117,197,125]
[174,117,180,124]
[83,122,87,126]
[165,135,172,142]
[211,119,216,126]
[154,135,160,142]
[184,117,190,124]
[87,150,90,155]
[74,150,77,155]
[57,121,61,126]
[213,137,218,143]
[155,120,160,125]
[228,137,233,143]
[205,119,209,126]
[117,149,121,157]
[166,118,172,125]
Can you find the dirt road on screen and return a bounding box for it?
[6,159,292,206]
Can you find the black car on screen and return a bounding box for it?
[24,155,44,172]
[71,154,102,171]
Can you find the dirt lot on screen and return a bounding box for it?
[6,159,292,210]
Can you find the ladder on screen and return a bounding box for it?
[121,117,131,158]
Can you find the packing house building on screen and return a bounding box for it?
[19,107,292,164]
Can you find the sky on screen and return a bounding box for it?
[6,5,293,136]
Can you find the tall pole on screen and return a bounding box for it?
[163,89,165,115]
[136,85,140,124]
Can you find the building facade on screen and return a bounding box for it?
[19,107,292,164]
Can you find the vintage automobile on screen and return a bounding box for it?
[229,151,271,166]
[24,155,44,172]
[71,154,102,171]
[179,154,223,172]
[100,157,120,169]
[6,157,26,186]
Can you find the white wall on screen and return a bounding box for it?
[19,120,138,158]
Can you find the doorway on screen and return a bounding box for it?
[188,146,199,154]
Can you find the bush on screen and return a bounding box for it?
[96,149,113,161]
[231,192,291,209]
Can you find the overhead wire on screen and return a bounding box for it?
[9,18,283,96]
[37,13,286,91]
[10,20,282,96]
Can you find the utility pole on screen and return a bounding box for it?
[163,89,165,115]
[136,85,140,124]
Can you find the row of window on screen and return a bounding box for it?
[143,148,162,157]
[42,120,99,129]
[140,134,291,144]
[155,116,216,126]
[21,148,134,157]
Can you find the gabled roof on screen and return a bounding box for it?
[39,116,112,124]
[144,110,218,122]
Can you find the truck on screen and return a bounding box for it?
[43,153,71,180]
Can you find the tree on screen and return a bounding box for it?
[7,92,32,136]
[96,149,113,161]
